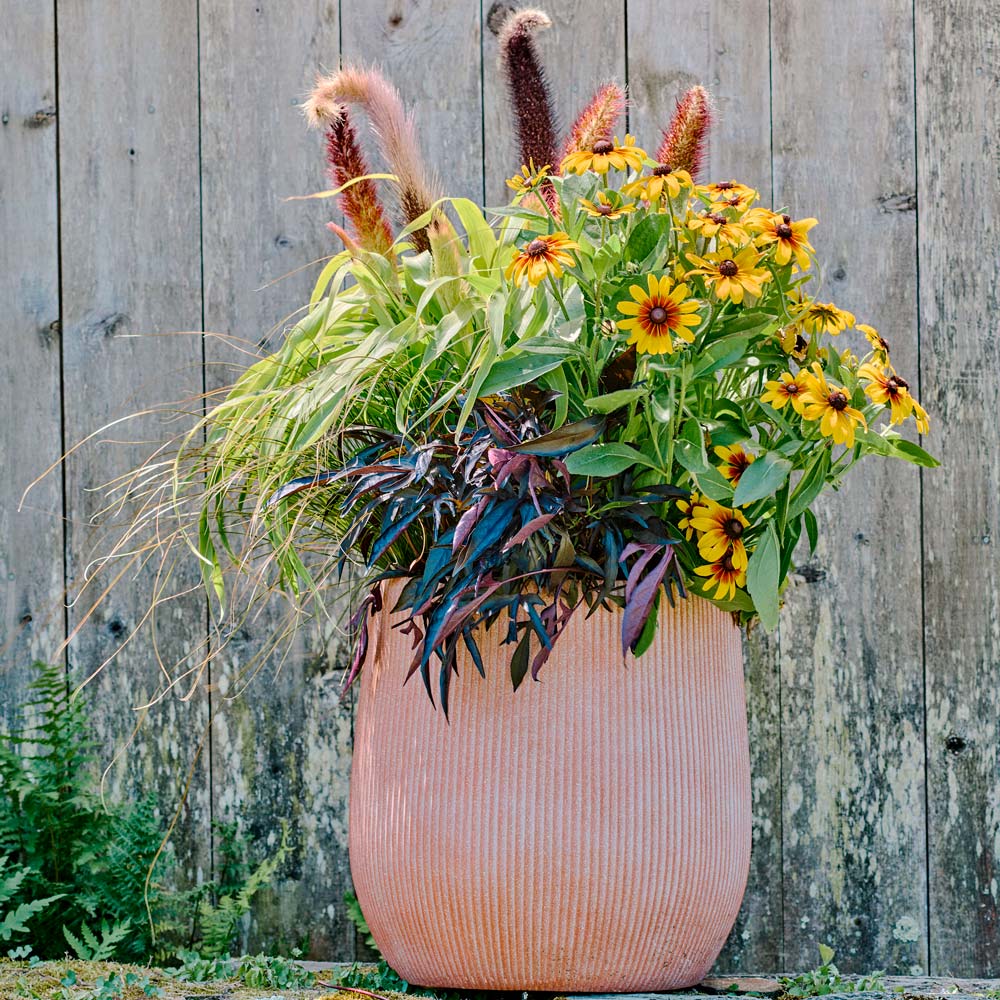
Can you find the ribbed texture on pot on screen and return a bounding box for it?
[350,593,750,992]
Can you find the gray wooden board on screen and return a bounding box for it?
[916,0,1000,977]
[627,0,780,972]
[57,0,211,887]
[770,0,927,974]
[198,0,356,959]
[0,0,64,730]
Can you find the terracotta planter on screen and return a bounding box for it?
[349,591,751,992]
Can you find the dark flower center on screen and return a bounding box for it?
[776,223,794,238]
[526,238,548,256]
[592,138,614,155]
[652,164,672,176]
[725,196,741,207]
[720,553,736,572]
[717,181,735,191]
[785,381,801,394]
[890,374,909,391]
[718,259,739,277]
[597,203,615,216]
[794,334,808,353]
[829,391,849,411]
[709,212,727,224]
[782,214,791,224]
[723,517,744,540]
[648,305,669,326]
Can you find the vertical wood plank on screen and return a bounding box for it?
[771,0,927,973]
[917,0,1000,976]
[482,0,625,205]
[0,2,63,730]
[199,0,357,959]
[58,0,211,886]
[341,0,484,204]
[628,0,780,972]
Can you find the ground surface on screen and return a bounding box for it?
[4,963,1000,1000]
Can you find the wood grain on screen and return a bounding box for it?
[56,0,211,887]
[771,0,927,974]
[628,0,780,971]
[198,0,356,959]
[481,0,626,205]
[0,1,63,730]
[916,0,1000,976]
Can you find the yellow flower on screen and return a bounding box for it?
[698,180,758,212]
[579,190,634,220]
[695,552,748,601]
[858,323,891,364]
[858,361,922,427]
[561,134,646,175]
[778,324,809,360]
[505,232,579,287]
[912,398,930,435]
[685,210,751,246]
[801,301,856,335]
[761,371,811,415]
[677,493,706,540]
[800,364,867,447]
[685,246,770,304]
[715,444,755,485]
[506,161,552,195]
[622,165,693,202]
[616,274,701,355]
[690,500,750,569]
[745,209,818,269]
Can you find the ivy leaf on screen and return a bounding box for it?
[732,451,792,506]
[747,523,781,632]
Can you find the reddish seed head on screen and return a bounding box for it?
[561,82,626,165]
[592,138,614,154]
[597,202,615,216]
[526,238,548,255]
[656,84,714,179]
[709,212,727,224]
[653,164,672,176]
[786,381,801,395]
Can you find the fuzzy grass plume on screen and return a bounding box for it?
[325,109,394,254]
[498,8,559,197]
[561,82,626,165]
[306,67,438,250]
[656,84,714,177]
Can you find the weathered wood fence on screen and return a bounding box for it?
[2,0,998,976]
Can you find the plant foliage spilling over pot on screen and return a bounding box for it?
[60,7,936,709]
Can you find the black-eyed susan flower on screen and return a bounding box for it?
[685,210,751,246]
[698,180,757,211]
[745,209,818,269]
[858,361,920,427]
[858,323,891,364]
[800,364,866,447]
[715,443,756,485]
[579,190,634,220]
[561,134,646,175]
[506,161,552,195]
[801,301,856,335]
[690,500,750,569]
[695,552,747,601]
[616,274,701,355]
[505,232,579,287]
[622,164,693,202]
[761,371,811,415]
[677,492,706,540]
[685,246,770,304]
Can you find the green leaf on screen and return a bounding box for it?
[732,451,792,506]
[788,449,831,519]
[693,466,734,503]
[747,523,781,631]
[888,437,940,468]
[692,335,752,378]
[564,442,656,477]
[450,197,498,265]
[479,354,566,395]
[674,419,710,475]
[625,214,669,264]
[818,943,836,966]
[583,388,645,413]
